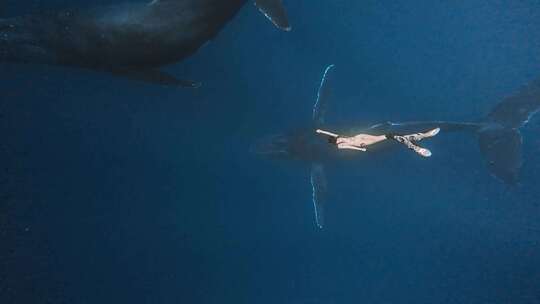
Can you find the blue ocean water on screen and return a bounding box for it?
[1,1,540,303]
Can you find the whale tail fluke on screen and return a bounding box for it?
[475,77,540,184]
[254,0,291,31]
[486,78,540,129]
[477,126,522,185]
[375,74,540,185]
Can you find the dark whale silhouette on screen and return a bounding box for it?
[252,65,540,228]
[0,0,290,87]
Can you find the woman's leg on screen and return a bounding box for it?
[393,135,432,157]
[403,128,440,142]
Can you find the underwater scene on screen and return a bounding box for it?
[1,0,540,303]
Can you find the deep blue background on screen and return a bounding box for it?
[1,1,540,303]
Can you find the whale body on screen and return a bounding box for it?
[253,65,540,228]
[0,0,290,87]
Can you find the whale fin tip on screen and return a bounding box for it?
[110,68,201,88]
[254,0,291,31]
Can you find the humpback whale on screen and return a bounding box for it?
[252,65,540,229]
[0,0,290,87]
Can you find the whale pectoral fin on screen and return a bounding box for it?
[310,163,327,229]
[313,64,335,125]
[254,0,291,31]
[109,69,201,88]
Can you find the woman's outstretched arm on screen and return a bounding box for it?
[316,129,339,137]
